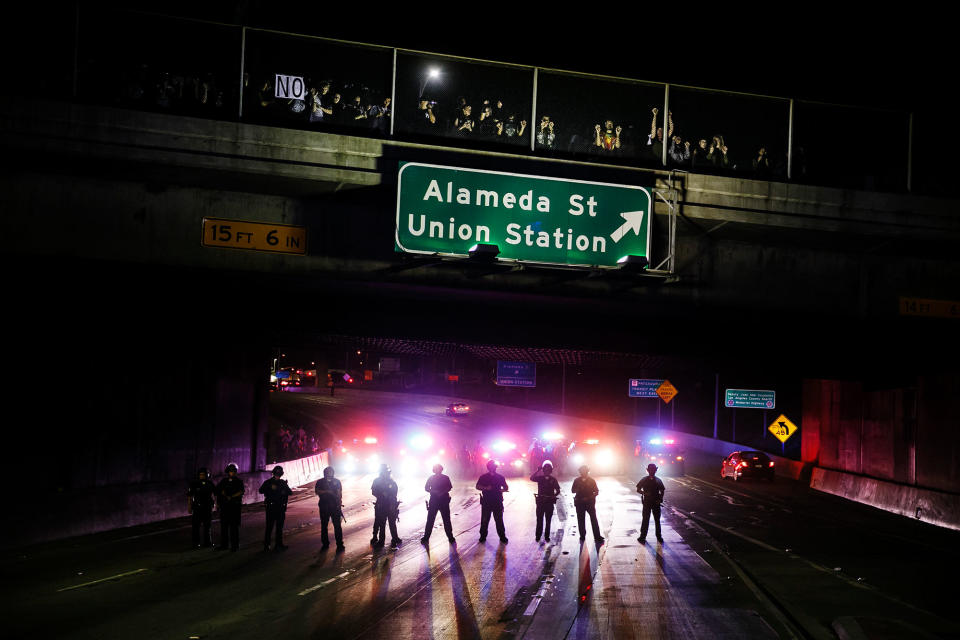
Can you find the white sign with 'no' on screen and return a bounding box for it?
[275,74,305,100]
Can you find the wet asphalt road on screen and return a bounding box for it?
[2,389,958,639]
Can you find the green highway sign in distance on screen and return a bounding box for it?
[396,163,652,268]
[725,389,776,409]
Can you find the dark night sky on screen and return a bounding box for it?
[8,3,942,112]
[151,2,942,112]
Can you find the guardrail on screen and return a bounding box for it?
[266,450,330,489]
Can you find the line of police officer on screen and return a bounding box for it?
[186,463,248,552]
[188,459,665,552]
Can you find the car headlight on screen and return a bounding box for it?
[343,460,356,473]
[399,458,417,477]
[512,459,523,468]
[572,453,585,465]
[595,449,615,468]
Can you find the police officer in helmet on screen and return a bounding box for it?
[187,467,216,548]
[421,463,455,546]
[371,464,401,548]
[216,463,245,551]
[259,465,293,551]
[476,459,509,544]
[530,460,561,544]
[315,466,344,551]
[571,464,604,546]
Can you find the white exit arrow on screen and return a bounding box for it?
[610,210,646,243]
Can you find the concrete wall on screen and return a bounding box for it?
[802,377,960,494]
[4,451,329,549]
[810,467,960,531]
[5,470,271,549]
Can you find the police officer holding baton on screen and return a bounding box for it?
[216,463,245,552]
[421,463,455,546]
[259,465,292,551]
[315,466,345,551]
[371,464,401,548]
[476,459,509,544]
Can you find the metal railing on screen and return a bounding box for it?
[68,7,912,194]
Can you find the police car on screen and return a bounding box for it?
[634,438,685,476]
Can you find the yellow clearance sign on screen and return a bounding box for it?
[899,297,960,319]
[656,380,678,404]
[768,414,798,443]
[202,218,307,255]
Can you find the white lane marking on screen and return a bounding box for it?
[57,568,149,592]
[297,570,351,596]
[523,576,555,617]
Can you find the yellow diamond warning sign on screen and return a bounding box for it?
[768,414,798,443]
[656,380,678,404]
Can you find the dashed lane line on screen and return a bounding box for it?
[57,568,149,592]
[297,570,352,596]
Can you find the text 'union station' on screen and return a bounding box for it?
[395,163,651,268]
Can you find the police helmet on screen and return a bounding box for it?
[541,460,553,473]
[197,467,209,477]
[323,466,335,477]
[432,463,444,474]
[379,463,390,475]
[647,463,658,472]
[578,464,590,475]
[225,463,238,474]
[486,459,498,472]
[272,465,284,476]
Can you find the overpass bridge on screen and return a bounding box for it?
[2,9,960,547]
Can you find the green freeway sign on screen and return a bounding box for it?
[395,163,652,268]
[725,389,776,409]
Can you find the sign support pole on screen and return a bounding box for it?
[787,99,794,181]
[732,409,736,443]
[713,373,719,439]
[238,27,247,119]
[390,48,398,137]
[530,68,539,152]
[561,361,566,415]
[762,409,767,442]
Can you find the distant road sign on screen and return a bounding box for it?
[628,378,663,398]
[768,414,798,443]
[725,389,775,409]
[656,380,678,404]
[496,361,536,388]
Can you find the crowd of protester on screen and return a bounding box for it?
[276,425,320,461]
[105,63,233,117]
[410,95,529,144]
[250,75,391,135]
[102,64,789,179]
[651,107,787,178]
